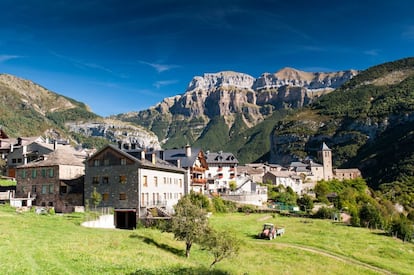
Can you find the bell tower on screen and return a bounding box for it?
[318,142,333,180]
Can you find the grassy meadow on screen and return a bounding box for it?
[0,205,413,274]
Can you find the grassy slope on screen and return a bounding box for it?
[0,206,413,274]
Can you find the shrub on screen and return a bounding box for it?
[389,216,414,242]
[212,197,227,213]
[313,206,336,219]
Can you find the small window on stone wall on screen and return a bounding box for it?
[119,193,127,200]
[102,192,109,201]
[119,175,127,184]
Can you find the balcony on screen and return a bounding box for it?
[192,178,207,184]
[191,166,205,173]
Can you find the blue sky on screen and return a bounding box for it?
[1,0,413,116]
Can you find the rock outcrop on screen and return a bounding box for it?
[116,67,357,146]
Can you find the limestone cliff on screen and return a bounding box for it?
[116,67,357,146]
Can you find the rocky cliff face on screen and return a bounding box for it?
[156,67,357,121]
[66,119,161,150]
[116,67,357,146]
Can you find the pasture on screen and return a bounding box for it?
[0,205,412,274]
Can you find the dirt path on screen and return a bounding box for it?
[256,241,394,274]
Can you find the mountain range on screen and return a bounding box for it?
[2,58,414,195]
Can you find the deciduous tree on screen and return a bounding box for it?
[172,196,208,258]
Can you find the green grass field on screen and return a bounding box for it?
[0,205,412,274]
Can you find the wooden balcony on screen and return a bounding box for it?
[191,166,205,173]
[192,178,207,184]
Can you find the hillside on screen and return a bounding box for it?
[0,74,160,149]
[270,58,414,193]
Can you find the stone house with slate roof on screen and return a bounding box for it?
[15,144,87,212]
[85,144,185,229]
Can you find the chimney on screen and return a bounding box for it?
[185,144,191,157]
[176,159,181,168]
[141,150,145,161]
[159,150,164,160]
[151,153,156,165]
[53,140,58,151]
[10,144,13,153]
[23,145,27,165]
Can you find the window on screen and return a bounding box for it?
[121,158,127,165]
[119,192,127,200]
[94,159,100,167]
[143,175,148,187]
[41,169,46,177]
[32,169,37,179]
[31,185,37,194]
[154,176,158,187]
[102,192,109,201]
[119,175,127,184]
[21,170,26,179]
[41,185,48,194]
[60,186,67,194]
[163,177,167,184]
[179,179,182,188]
[102,176,109,184]
[12,159,17,164]
[92,176,99,184]
[49,184,54,194]
[104,159,109,166]
[141,193,145,206]
[49,168,54,178]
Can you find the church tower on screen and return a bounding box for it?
[318,142,333,180]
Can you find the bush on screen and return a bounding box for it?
[313,206,336,219]
[239,204,257,214]
[212,197,227,213]
[389,216,414,242]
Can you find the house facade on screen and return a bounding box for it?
[159,145,208,193]
[84,145,185,229]
[2,136,45,177]
[15,145,86,212]
[205,151,238,193]
[263,170,303,194]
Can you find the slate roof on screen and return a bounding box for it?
[205,151,239,164]
[18,146,87,168]
[90,145,185,173]
[162,147,203,168]
[321,142,331,151]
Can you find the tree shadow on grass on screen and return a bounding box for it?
[129,266,231,275]
[129,233,183,256]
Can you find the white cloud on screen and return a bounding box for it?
[139,60,180,73]
[0,55,21,63]
[153,80,178,89]
[364,49,380,56]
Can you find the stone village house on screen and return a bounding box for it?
[84,144,185,229]
[15,144,86,212]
